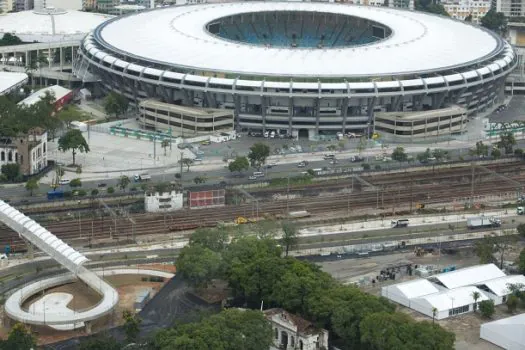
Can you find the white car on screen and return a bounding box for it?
[248,175,257,180]
[59,179,70,185]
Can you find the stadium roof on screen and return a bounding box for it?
[0,73,28,96]
[412,286,490,312]
[96,2,502,77]
[480,314,525,350]
[430,264,506,290]
[0,9,112,43]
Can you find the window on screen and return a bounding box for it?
[1,151,4,161]
[448,304,470,316]
[43,143,46,153]
[20,155,23,164]
[275,328,278,339]
[8,151,12,162]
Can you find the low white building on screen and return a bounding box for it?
[144,191,183,213]
[480,313,525,350]
[381,279,440,307]
[428,264,506,290]
[0,72,28,96]
[477,275,525,305]
[410,286,490,320]
[264,308,329,350]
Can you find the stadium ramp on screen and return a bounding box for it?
[0,200,119,326]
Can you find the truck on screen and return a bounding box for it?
[467,216,501,229]
[391,219,409,228]
[133,174,152,182]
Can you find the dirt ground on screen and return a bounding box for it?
[0,271,170,346]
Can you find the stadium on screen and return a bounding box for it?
[74,2,517,139]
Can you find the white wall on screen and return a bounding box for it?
[34,0,82,10]
[145,191,183,213]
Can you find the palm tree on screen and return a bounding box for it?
[161,139,170,156]
[281,221,298,257]
[472,291,481,312]
[432,307,438,324]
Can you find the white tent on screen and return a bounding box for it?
[480,314,525,350]
[381,279,439,307]
[428,264,505,289]
[410,286,489,320]
[480,275,525,305]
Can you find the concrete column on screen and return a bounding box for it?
[261,96,267,132]
[85,321,92,334]
[288,96,293,134]
[341,97,349,132]
[59,46,63,71]
[315,98,320,134]
[71,46,74,63]
[48,47,51,69]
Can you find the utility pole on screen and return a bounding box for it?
[153,136,157,166]
[286,173,290,214]
[470,162,475,208]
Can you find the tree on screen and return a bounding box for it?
[519,248,525,274]
[154,309,272,350]
[79,333,121,350]
[357,137,367,156]
[432,307,438,323]
[417,148,432,163]
[123,310,142,344]
[91,189,99,197]
[472,291,481,312]
[492,147,502,159]
[281,220,298,257]
[326,144,337,152]
[193,176,207,184]
[58,129,90,166]
[514,148,524,157]
[475,232,517,268]
[118,175,130,191]
[177,244,223,287]
[472,141,489,158]
[1,163,20,182]
[432,148,448,162]
[391,146,407,162]
[25,179,38,196]
[107,186,115,194]
[247,143,270,169]
[497,131,516,154]
[69,178,82,188]
[57,105,86,129]
[481,9,507,33]
[465,13,473,22]
[103,92,129,118]
[161,139,170,156]
[506,294,519,313]
[415,0,450,16]
[228,156,250,174]
[2,323,36,350]
[190,228,229,252]
[179,158,193,172]
[0,33,22,46]
[479,299,495,318]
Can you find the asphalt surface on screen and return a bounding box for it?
[489,95,525,123]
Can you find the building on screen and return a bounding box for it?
[18,85,73,110]
[0,0,14,12]
[74,2,515,141]
[14,0,33,11]
[0,128,48,176]
[0,72,28,96]
[0,8,112,43]
[381,264,525,320]
[505,22,525,95]
[480,313,525,350]
[442,0,490,24]
[188,189,225,209]
[336,0,414,9]
[144,191,183,213]
[264,308,329,350]
[139,100,234,135]
[374,106,467,140]
[34,0,83,10]
[494,0,525,17]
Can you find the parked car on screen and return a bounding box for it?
[350,156,364,162]
[248,175,257,180]
[59,179,70,185]
[297,162,307,168]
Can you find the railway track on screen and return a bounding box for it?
[1,169,522,251]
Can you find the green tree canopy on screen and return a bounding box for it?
[519,248,525,274]
[280,220,298,257]
[1,323,36,350]
[78,333,121,350]
[391,146,408,162]
[481,9,507,33]
[190,227,229,252]
[415,0,450,16]
[103,92,129,118]
[228,156,250,174]
[154,309,272,350]
[58,129,90,165]
[123,310,142,344]
[497,131,516,154]
[25,178,39,196]
[248,143,270,169]
[479,299,495,318]
[1,163,20,182]
[177,244,223,287]
[118,175,130,191]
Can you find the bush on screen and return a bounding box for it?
[69,178,82,188]
[374,164,381,170]
[363,163,371,171]
[77,189,87,197]
[91,189,99,196]
[479,300,495,318]
[107,187,115,194]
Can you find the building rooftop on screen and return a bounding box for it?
[382,279,440,299]
[0,72,28,96]
[481,275,525,296]
[429,264,506,290]
[480,313,525,349]
[264,308,320,335]
[95,2,502,78]
[0,9,112,43]
[412,286,489,311]
[18,85,71,107]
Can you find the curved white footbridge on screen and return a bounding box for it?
[0,200,172,329]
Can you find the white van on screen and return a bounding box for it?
[264,131,269,138]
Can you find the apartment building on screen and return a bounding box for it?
[0,128,48,176]
[442,0,491,23]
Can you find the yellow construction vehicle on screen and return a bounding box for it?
[234,216,257,225]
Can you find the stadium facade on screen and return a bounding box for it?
[73,2,517,139]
